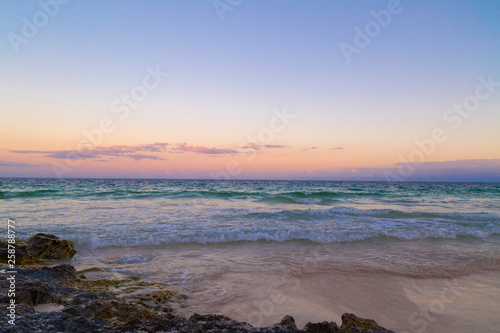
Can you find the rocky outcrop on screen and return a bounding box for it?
[27,233,77,259]
[0,238,48,265]
[115,312,394,332]
[340,313,388,332]
[304,320,340,333]
[1,233,77,264]
[0,264,187,326]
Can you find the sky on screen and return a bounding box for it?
[1,0,499,181]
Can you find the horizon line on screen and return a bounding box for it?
[1,176,499,184]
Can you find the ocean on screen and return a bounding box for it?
[2,178,500,332]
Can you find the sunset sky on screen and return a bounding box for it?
[1,1,499,181]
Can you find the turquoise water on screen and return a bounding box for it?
[2,178,500,279]
[2,179,500,248]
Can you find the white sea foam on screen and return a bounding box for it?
[217,288,227,296]
[74,224,500,249]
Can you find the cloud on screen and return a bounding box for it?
[331,147,344,150]
[173,143,238,155]
[300,159,500,182]
[263,144,287,149]
[302,146,319,151]
[9,143,170,161]
[0,160,40,167]
[396,158,500,169]
[241,142,261,150]
[7,141,295,163]
[94,143,170,153]
[241,143,287,150]
[127,154,165,161]
[9,150,48,154]
[388,158,500,181]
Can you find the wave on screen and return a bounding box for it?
[244,206,500,221]
[0,189,59,199]
[73,227,500,249]
[0,188,388,202]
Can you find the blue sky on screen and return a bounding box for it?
[1,1,499,181]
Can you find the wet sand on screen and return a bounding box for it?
[239,270,500,332]
[75,240,500,332]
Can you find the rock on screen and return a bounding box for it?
[189,313,255,332]
[0,265,80,309]
[1,311,113,332]
[340,313,394,333]
[117,313,188,332]
[0,238,48,265]
[280,315,297,327]
[304,321,340,332]
[27,233,77,259]
[5,237,29,250]
[269,315,299,332]
[63,294,158,324]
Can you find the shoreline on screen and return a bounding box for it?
[70,236,500,332]
[3,233,500,332]
[0,234,397,332]
[4,264,499,333]
[0,263,394,333]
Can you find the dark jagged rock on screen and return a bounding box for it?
[280,315,297,328]
[117,313,192,332]
[115,313,393,333]
[0,263,189,331]
[0,238,47,265]
[63,294,157,323]
[27,233,77,259]
[340,313,393,333]
[190,313,256,332]
[3,311,113,333]
[24,264,79,282]
[1,237,29,251]
[304,321,340,332]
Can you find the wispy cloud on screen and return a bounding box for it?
[0,160,40,167]
[241,143,288,150]
[127,154,165,161]
[331,147,344,150]
[302,146,319,151]
[9,143,170,161]
[241,142,261,150]
[396,158,500,169]
[7,141,293,162]
[6,141,313,164]
[263,144,288,149]
[173,143,238,155]
[300,159,500,182]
